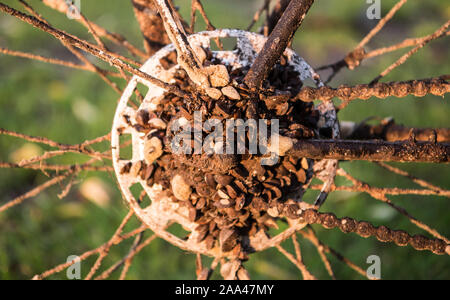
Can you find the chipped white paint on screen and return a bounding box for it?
[111,29,339,257]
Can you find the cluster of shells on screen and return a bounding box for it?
[112,30,337,258]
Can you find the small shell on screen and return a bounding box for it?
[196,224,209,243]
[217,189,230,199]
[301,157,309,170]
[282,160,296,173]
[206,65,230,87]
[188,206,197,222]
[219,228,238,252]
[268,134,293,156]
[120,162,132,174]
[205,87,222,100]
[296,168,307,183]
[205,173,217,188]
[234,180,247,193]
[195,197,207,209]
[141,163,155,181]
[235,195,246,211]
[221,86,241,100]
[143,136,163,164]
[219,198,231,207]
[204,235,215,250]
[135,109,150,127]
[225,185,238,199]
[214,174,234,186]
[171,174,192,201]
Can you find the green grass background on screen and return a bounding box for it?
[0,0,449,279]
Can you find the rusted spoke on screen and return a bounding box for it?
[341,119,450,143]
[153,0,209,87]
[42,0,147,59]
[132,0,170,55]
[299,227,368,279]
[371,20,450,84]
[288,138,449,163]
[294,209,449,255]
[32,224,147,280]
[0,3,186,97]
[244,0,315,90]
[295,76,449,102]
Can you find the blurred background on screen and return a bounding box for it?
[0,0,449,279]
